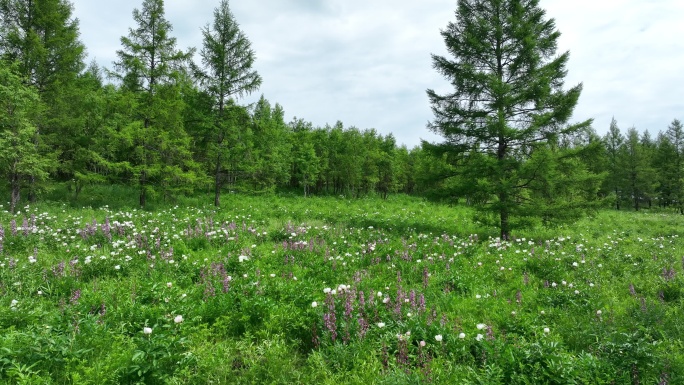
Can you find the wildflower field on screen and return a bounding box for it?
[1,193,683,384]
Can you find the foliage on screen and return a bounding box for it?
[111,0,199,207]
[0,192,683,384]
[426,0,596,238]
[0,62,53,213]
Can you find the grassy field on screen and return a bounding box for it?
[1,192,683,384]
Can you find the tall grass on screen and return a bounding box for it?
[0,188,682,383]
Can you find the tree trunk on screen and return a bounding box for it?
[10,171,20,214]
[499,192,510,240]
[214,153,222,207]
[139,171,147,207]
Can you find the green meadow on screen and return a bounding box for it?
[1,191,683,384]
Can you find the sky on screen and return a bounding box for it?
[71,0,684,148]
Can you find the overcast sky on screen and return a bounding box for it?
[71,0,684,147]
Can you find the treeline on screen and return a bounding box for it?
[601,118,684,212]
[0,0,440,211]
[0,0,682,215]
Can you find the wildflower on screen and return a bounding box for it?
[377,291,383,297]
[323,287,332,294]
[382,297,390,304]
[596,310,602,316]
[174,315,184,324]
[10,299,18,307]
[114,265,121,270]
[270,273,276,278]
[311,301,318,308]
[476,323,487,330]
[377,322,386,328]
[476,334,484,341]
[458,332,466,339]
[475,294,482,299]
[543,327,550,334]
[435,334,443,342]
[420,340,426,347]
[143,327,153,334]
[167,282,173,288]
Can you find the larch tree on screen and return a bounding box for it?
[0,0,85,200]
[195,0,262,206]
[603,118,626,210]
[426,0,593,239]
[112,0,198,207]
[0,62,52,213]
[665,119,684,212]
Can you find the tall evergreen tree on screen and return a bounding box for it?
[250,98,291,192]
[112,0,198,207]
[0,0,86,199]
[622,127,655,211]
[665,119,684,212]
[0,62,52,212]
[603,118,626,209]
[195,0,262,206]
[426,0,592,239]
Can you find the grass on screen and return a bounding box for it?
[0,190,683,384]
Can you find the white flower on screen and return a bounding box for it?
[311,301,318,308]
[596,310,602,316]
[323,287,332,294]
[475,294,482,299]
[476,334,484,341]
[572,262,579,267]
[543,327,550,334]
[143,327,153,334]
[174,315,184,323]
[458,332,466,339]
[377,322,386,328]
[10,299,19,307]
[238,255,249,262]
[435,334,443,342]
[37,290,43,296]
[167,282,173,288]
[476,323,487,330]
[270,273,276,278]
[377,291,383,297]
[511,311,516,316]
[420,340,426,347]
[382,297,390,304]
[114,265,121,270]
[540,310,545,315]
